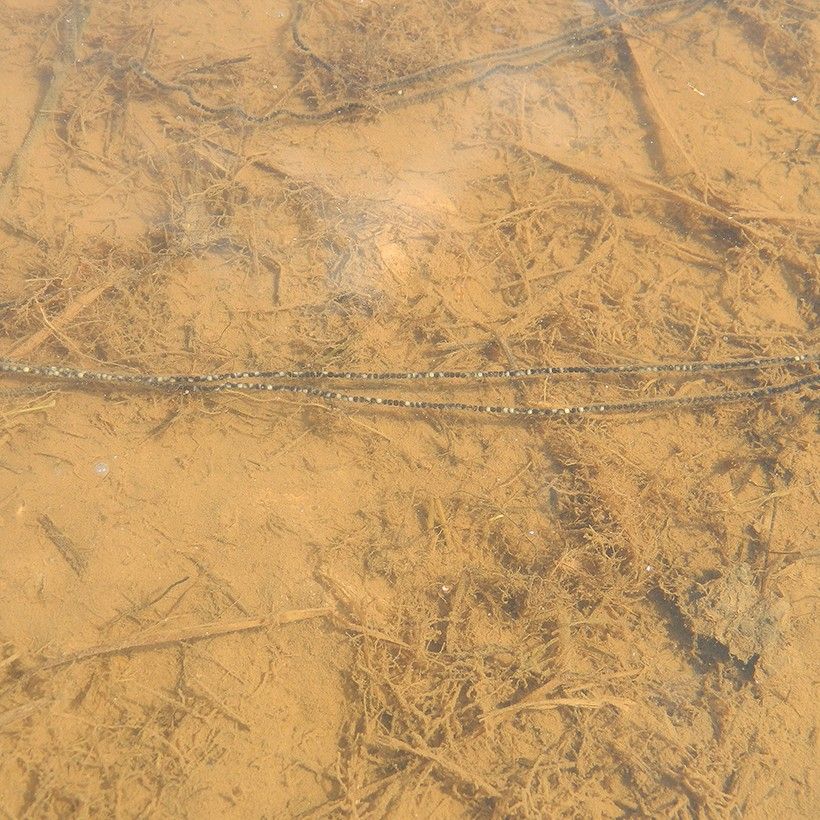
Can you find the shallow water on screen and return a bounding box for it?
[0,0,817,816]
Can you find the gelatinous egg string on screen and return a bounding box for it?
[121,0,701,127]
[0,352,816,419]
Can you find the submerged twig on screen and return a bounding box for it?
[40,608,332,670]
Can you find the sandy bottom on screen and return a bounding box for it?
[0,0,817,816]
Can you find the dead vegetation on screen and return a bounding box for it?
[0,0,817,816]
